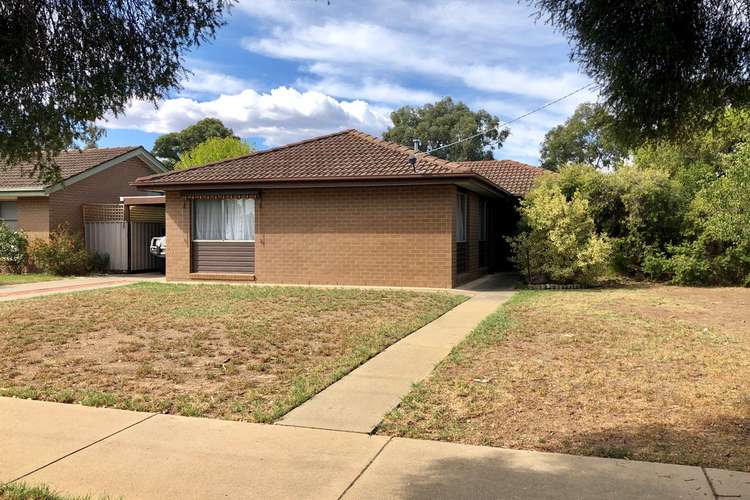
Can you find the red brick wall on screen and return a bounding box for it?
[16,197,50,240]
[165,185,456,288]
[48,157,156,235]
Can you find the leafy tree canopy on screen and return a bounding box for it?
[382,97,508,161]
[1,0,231,181]
[539,102,628,170]
[174,136,253,170]
[154,118,237,168]
[533,0,750,145]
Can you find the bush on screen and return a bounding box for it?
[28,225,108,275]
[0,222,29,273]
[508,183,613,286]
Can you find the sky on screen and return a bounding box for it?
[99,0,597,165]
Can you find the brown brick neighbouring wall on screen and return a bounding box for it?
[48,157,156,235]
[165,185,455,288]
[16,197,50,240]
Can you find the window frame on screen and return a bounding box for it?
[478,199,488,242]
[455,192,468,243]
[192,198,255,243]
[0,200,19,231]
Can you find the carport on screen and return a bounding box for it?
[82,195,165,273]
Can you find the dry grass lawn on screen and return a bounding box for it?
[379,286,750,471]
[0,282,465,422]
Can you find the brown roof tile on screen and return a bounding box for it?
[134,129,543,197]
[0,147,139,189]
[461,160,546,196]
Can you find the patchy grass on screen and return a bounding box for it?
[0,273,62,285]
[378,286,750,471]
[0,282,465,422]
[0,482,110,500]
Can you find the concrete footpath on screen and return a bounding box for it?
[0,274,163,302]
[3,397,747,499]
[279,281,515,433]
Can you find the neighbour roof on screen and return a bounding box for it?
[459,160,546,197]
[0,147,141,189]
[134,129,545,196]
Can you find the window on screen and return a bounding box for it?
[479,199,488,242]
[193,198,255,241]
[455,192,468,242]
[0,201,18,231]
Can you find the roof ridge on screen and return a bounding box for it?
[141,129,358,183]
[347,130,472,173]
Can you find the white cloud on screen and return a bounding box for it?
[180,68,250,95]
[300,76,440,105]
[101,86,392,147]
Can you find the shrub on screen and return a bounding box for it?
[28,225,107,275]
[0,222,29,273]
[508,183,613,286]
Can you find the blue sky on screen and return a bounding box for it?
[99,0,596,165]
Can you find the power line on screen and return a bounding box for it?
[426,82,598,154]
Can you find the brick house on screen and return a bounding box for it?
[0,147,167,240]
[133,130,544,288]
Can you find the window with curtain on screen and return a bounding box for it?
[193,199,255,241]
[0,201,18,231]
[455,192,468,242]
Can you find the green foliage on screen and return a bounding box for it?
[508,182,612,285]
[0,222,28,273]
[383,97,508,161]
[174,136,254,170]
[28,225,108,276]
[1,1,230,181]
[540,102,628,170]
[153,118,237,167]
[533,0,750,146]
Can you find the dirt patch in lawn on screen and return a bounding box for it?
[0,282,465,422]
[378,286,750,471]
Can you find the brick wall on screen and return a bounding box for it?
[164,191,191,280]
[165,185,456,288]
[16,197,49,240]
[48,157,155,235]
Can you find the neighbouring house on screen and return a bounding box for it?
[0,147,167,240]
[133,129,545,288]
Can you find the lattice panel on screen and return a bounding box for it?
[83,204,125,223]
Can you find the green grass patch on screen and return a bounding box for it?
[0,273,63,285]
[0,482,114,500]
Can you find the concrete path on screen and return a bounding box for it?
[278,275,516,433]
[3,397,746,499]
[0,274,164,301]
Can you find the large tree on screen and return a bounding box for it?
[383,97,508,161]
[153,118,237,168]
[0,0,231,181]
[540,102,627,170]
[174,136,253,170]
[533,0,750,145]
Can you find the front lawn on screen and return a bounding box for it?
[0,273,62,285]
[378,286,750,471]
[0,282,465,422]
[0,483,103,500]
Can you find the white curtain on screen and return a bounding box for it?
[224,199,255,240]
[193,200,223,240]
[455,194,467,242]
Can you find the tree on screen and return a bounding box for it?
[81,124,107,150]
[533,0,750,145]
[174,137,253,170]
[382,97,508,161]
[1,0,231,180]
[539,102,627,170]
[154,118,237,168]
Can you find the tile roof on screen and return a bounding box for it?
[458,160,547,197]
[0,147,140,189]
[134,129,544,196]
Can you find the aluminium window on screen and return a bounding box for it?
[193,198,255,241]
[0,201,18,231]
[455,192,468,242]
